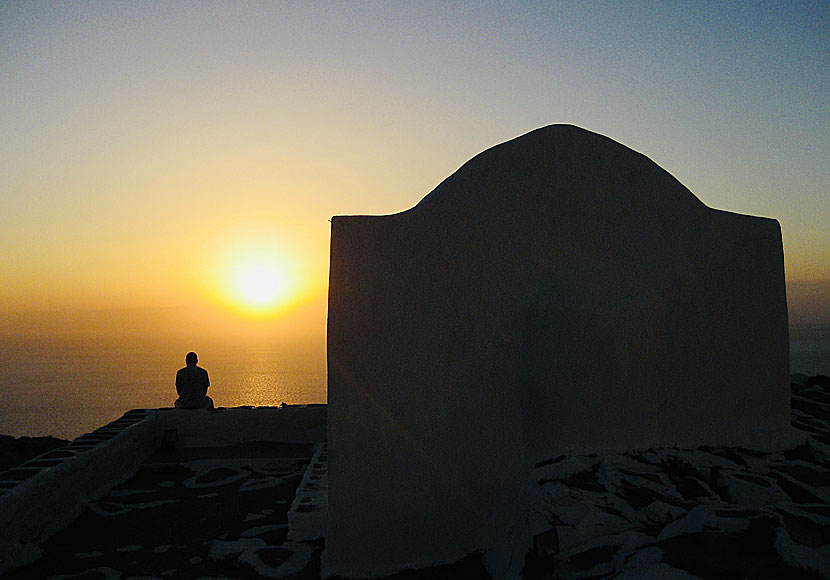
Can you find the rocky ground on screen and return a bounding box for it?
[526,374,830,579]
[0,435,68,473]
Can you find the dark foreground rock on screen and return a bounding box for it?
[526,374,830,579]
[0,435,67,472]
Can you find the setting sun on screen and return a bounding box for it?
[231,259,290,310]
[195,226,311,318]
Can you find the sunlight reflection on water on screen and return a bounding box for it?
[233,374,286,407]
[0,335,326,439]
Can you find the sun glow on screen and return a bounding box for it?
[231,258,290,310]
[197,228,308,318]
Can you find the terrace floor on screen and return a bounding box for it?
[2,376,828,580]
[3,441,324,580]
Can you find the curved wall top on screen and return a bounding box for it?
[325,124,793,579]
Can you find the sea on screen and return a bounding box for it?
[0,331,327,440]
[0,322,827,441]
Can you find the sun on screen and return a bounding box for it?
[222,249,298,315]
[196,227,307,318]
[195,227,308,318]
[231,260,288,310]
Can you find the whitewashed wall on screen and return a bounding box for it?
[325,125,796,579]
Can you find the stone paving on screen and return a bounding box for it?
[1,442,322,580]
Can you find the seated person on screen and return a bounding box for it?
[174,351,214,410]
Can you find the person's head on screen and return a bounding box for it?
[185,352,198,365]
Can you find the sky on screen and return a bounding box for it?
[1,1,828,334]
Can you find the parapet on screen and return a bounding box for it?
[0,404,327,575]
[0,410,156,573]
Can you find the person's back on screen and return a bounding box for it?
[175,352,214,410]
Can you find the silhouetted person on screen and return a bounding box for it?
[175,352,214,410]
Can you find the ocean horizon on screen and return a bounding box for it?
[0,331,326,440]
[0,323,827,441]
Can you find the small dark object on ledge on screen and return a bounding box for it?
[160,428,178,451]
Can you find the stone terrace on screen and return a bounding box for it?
[1,377,828,579]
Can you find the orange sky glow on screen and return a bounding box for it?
[1,2,827,337]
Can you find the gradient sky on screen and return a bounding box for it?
[1,1,827,326]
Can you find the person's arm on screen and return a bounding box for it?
[175,369,182,396]
[203,369,210,396]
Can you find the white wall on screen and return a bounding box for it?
[154,405,326,447]
[0,411,156,574]
[325,125,796,579]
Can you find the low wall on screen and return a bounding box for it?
[0,410,156,574]
[289,441,329,542]
[0,404,327,575]
[154,405,327,447]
